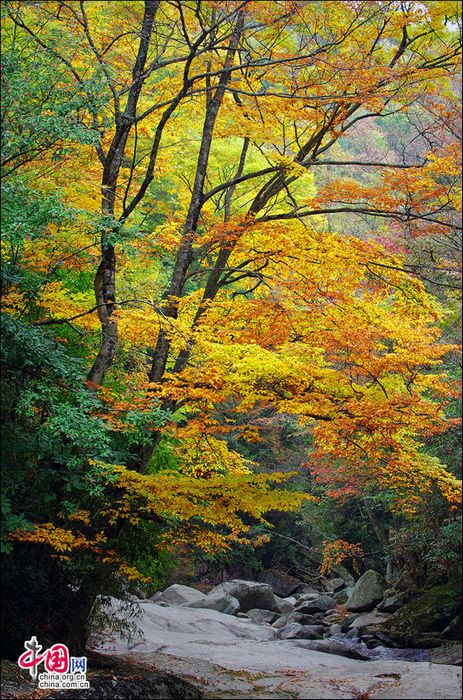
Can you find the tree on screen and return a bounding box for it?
[1,0,461,651]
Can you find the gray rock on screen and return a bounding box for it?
[324,578,345,593]
[372,631,395,647]
[378,594,404,613]
[296,584,322,595]
[348,611,391,629]
[279,622,304,639]
[152,585,206,606]
[346,570,385,613]
[295,594,336,614]
[276,600,295,614]
[430,642,462,666]
[257,568,302,597]
[290,613,322,626]
[183,591,239,615]
[294,639,370,660]
[442,615,462,640]
[330,565,355,587]
[381,582,461,644]
[342,613,359,630]
[334,589,350,604]
[282,596,297,605]
[247,608,280,625]
[278,623,324,640]
[321,613,343,625]
[210,579,279,613]
[345,627,359,639]
[394,567,415,592]
[272,614,291,629]
[295,592,319,602]
[329,623,343,635]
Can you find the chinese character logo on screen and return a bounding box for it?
[71,656,87,673]
[18,637,73,678]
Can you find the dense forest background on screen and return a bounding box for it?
[1,0,461,658]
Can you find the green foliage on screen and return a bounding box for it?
[0,314,173,655]
[1,41,100,176]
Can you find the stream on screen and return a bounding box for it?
[89,599,462,699]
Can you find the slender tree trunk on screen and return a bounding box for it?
[135,10,245,472]
[87,1,158,385]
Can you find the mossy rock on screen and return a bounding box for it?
[382,582,462,645]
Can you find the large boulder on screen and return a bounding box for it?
[210,580,279,613]
[381,582,462,645]
[257,568,302,597]
[346,570,385,613]
[183,591,239,615]
[151,585,206,606]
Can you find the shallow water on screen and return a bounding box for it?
[330,633,430,662]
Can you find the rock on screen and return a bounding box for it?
[394,567,415,592]
[295,584,322,595]
[257,568,302,597]
[322,613,342,625]
[371,631,395,647]
[278,623,324,640]
[408,633,444,648]
[329,623,343,635]
[378,594,405,613]
[151,585,206,606]
[282,595,297,605]
[295,592,319,601]
[346,570,385,613]
[324,578,345,593]
[430,642,462,665]
[334,589,350,605]
[341,613,359,630]
[442,615,462,640]
[91,598,463,700]
[295,595,337,614]
[365,639,380,649]
[274,595,295,613]
[272,615,291,629]
[247,609,280,625]
[348,611,392,629]
[294,639,370,660]
[183,591,239,616]
[279,623,304,639]
[273,611,321,629]
[345,627,359,639]
[381,582,462,645]
[330,564,355,587]
[210,580,279,613]
[44,673,204,699]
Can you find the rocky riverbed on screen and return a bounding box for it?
[86,574,461,699]
[3,572,461,699]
